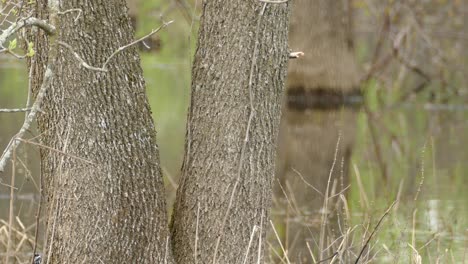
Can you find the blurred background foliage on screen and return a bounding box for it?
[0,0,466,262]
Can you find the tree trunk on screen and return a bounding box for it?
[170,1,290,263]
[274,0,361,262]
[31,1,172,263]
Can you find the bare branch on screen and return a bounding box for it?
[101,20,174,70]
[0,67,53,173]
[0,108,31,113]
[0,17,55,49]
[4,48,27,58]
[57,41,108,72]
[17,138,95,166]
[392,27,431,81]
[59,20,174,72]
[57,8,82,23]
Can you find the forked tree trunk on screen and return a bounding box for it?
[274,0,361,262]
[30,1,172,263]
[170,1,290,263]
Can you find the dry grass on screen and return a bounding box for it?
[267,131,467,264]
[0,216,38,263]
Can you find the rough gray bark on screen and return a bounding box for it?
[274,0,361,262]
[30,1,172,263]
[170,1,290,263]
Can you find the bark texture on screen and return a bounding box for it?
[275,0,361,262]
[170,1,290,263]
[31,1,172,263]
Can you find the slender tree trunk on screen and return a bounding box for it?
[274,0,361,262]
[170,1,290,263]
[30,1,172,263]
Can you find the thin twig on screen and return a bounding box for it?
[319,133,341,259]
[58,21,173,72]
[31,160,43,264]
[363,104,388,183]
[17,138,95,166]
[317,252,339,263]
[0,108,31,113]
[57,41,107,72]
[212,4,266,262]
[101,21,174,70]
[270,220,291,264]
[57,8,82,23]
[243,225,259,264]
[31,106,45,263]
[256,210,264,264]
[5,147,16,264]
[392,27,431,82]
[354,200,396,264]
[360,6,391,83]
[45,197,60,264]
[194,201,200,264]
[25,54,35,114]
[164,236,170,264]
[292,168,323,196]
[414,142,426,203]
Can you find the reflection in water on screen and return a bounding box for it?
[0,57,467,262]
[427,199,439,232]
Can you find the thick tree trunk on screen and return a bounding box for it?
[274,0,361,262]
[170,1,290,263]
[31,1,172,263]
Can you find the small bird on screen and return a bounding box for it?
[33,253,42,264]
